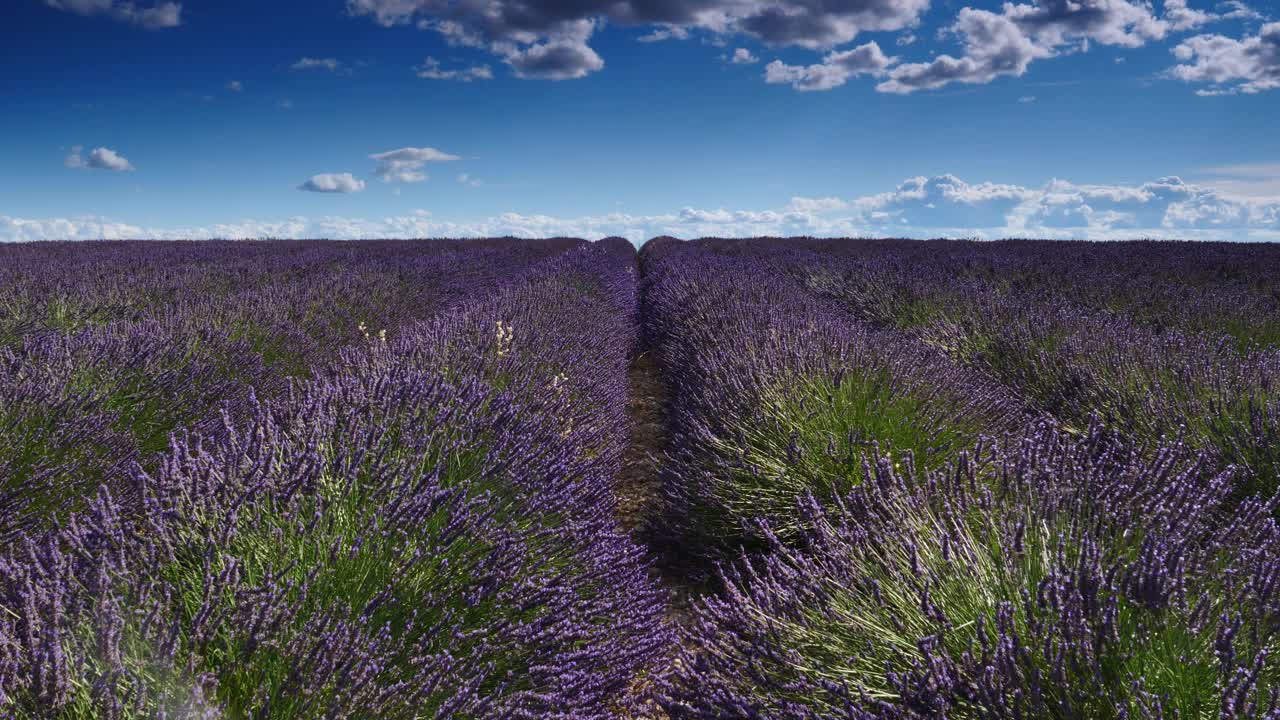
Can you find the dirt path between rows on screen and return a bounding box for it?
[617,351,667,535]
[617,349,695,718]
[619,348,701,599]
[618,349,699,611]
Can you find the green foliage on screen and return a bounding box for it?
[698,366,994,545]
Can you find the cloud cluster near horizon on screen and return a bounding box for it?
[8,172,1278,242]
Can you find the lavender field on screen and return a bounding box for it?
[3,237,1280,719]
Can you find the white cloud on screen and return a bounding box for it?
[226,80,243,92]
[65,146,135,171]
[1169,22,1280,94]
[876,7,1054,94]
[346,0,929,80]
[1164,0,1216,32]
[10,173,1279,242]
[346,0,931,48]
[1019,94,1037,102]
[369,147,461,183]
[854,174,1040,228]
[45,0,181,29]
[765,42,895,91]
[457,173,483,187]
[291,57,349,74]
[504,35,605,80]
[1011,0,1172,49]
[638,25,690,43]
[87,147,134,171]
[337,0,1265,93]
[2,215,151,241]
[298,173,366,193]
[1164,0,1264,31]
[1220,1,1263,21]
[415,57,494,81]
[874,0,1231,95]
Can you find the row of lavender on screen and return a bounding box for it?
[0,239,670,717]
[0,240,572,540]
[761,238,1280,502]
[0,239,581,346]
[646,238,1280,718]
[639,238,1033,559]
[687,237,1280,500]
[743,238,1280,350]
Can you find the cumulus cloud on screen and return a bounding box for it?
[291,57,348,74]
[457,173,483,187]
[1220,1,1263,21]
[298,173,366,193]
[345,0,929,80]
[504,38,605,79]
[854,174,1039,229]
[10,173,1279,242]
[415,57,494,81]
[877,7,1055,93]
[1164,0,1263,32]
[65,146,135,171]
[369,147,461,183]
[45,0,181,29]
[765,41,895,90]
[340,0,1257,93]
[1009,0,1171,49]
[732,0,929,48]
[1164,0,1216,32]
[874,0,1235,94]
[1169,22,1280,94]
[226,80,243,92]
[638,25,690,43]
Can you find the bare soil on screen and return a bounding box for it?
[616,350,694,718]
[618,351,668,536]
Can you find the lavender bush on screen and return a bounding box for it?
[641,238,1280,718]
[0,240,669,718]
[641,240,1031,559]
[707,238,1280,505]
[0,240,571,537]
[662,424,1280,719]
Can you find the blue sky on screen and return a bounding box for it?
[2,0,1278,241]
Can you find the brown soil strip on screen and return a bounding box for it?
[618,351,700,610]
[617,349,693,719]
[618,351,668,535]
